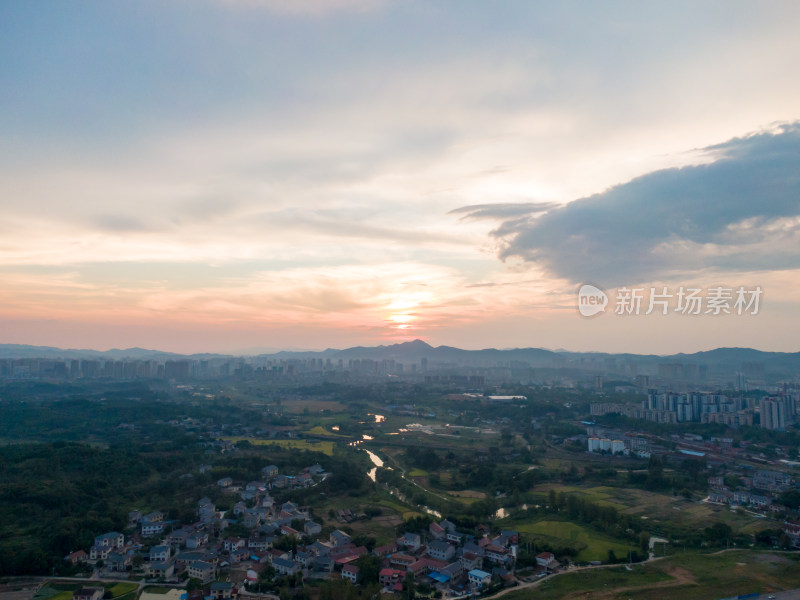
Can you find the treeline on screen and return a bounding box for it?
[0,440,210,575]
[626,455,708,495]
[545,490,644,545]
[0,438,371,576]
[0,386,290,446]
[0,393,180,444]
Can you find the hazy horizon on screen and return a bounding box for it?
[2,1,800,355]
[2,338,797,359]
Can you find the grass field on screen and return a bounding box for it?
[447,495,482,505]
[221,437,335,455]
[517,565,672,600]
[303,425,348,438]
[337,514,403,546]
[107,583,137,600]
[33,584,78,600]
[377,498,425,521]
[535,484,627,509]
[37,592,72,600]
[517,520,637,563]
[504,550,800,600]
[533,484,775,536]
[33,582,138,600]
[277,399,348,414]
[408,469,429,477]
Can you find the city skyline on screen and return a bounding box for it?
[2,1,800,354]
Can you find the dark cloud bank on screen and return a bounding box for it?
[456,123,800,286]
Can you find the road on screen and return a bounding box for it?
[478,552,800,600]
[756,592,800,600]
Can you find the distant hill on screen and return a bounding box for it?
[1,341,799,372]
[0,344,227,361]
[263,339,560,366]
[667,347,800,371]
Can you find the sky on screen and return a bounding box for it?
[1,0,800,355]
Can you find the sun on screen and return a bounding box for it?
[388,313,417,329]
[384,293,428,331]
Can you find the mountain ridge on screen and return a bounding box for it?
[1,341,798,370]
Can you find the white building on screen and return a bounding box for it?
[342,564,359,584]
[468,569,491,589]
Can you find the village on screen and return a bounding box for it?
[64,463,558,600]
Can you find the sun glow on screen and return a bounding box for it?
[384,291,429,331]
[389,313,416,324]
[387,313,418,331]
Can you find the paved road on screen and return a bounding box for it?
[755,591,800,600]
[479,551,800,600]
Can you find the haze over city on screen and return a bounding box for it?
[2,1,800,354]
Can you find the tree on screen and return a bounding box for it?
[779,489,800,510]
[724,474,743,489]
[639,532,650,554]
[274,535,298,552]
[259,565,276,582]
[355,554,380,585]
[704,522,732,543]
[186,578,203,592]
[779,532,793,550]
[404,572,416,600]
[755,529,777,546]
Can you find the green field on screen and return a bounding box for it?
[447,494,482,505]
[221,437,335,455]
[408,469,429,477]
[517,519,637,563]
[34,584,79,600]
[40,592,73,600]
[303,426,349,438]
[377,498,425,520]
[533,484,775,536]
[503,550,800,600]
[108,583,138,600]
[535,484,627,509]
[519,565,672,600]
[33,582,138,600]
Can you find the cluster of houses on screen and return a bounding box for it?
[376,521,521,596]
[707,469,793,511]
[372,521,560,596]
[66,461,565,596]
[66,463,565,597]
[217,463,326,496]
[69,515,550,597]
[781,521,800,548]
[66,463,330,581]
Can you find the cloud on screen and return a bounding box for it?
[449,202,558,221]
[465,123,800,286]
[218,0,385,17]
[94,215,151,233]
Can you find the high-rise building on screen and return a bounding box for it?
[761,396,787,430]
